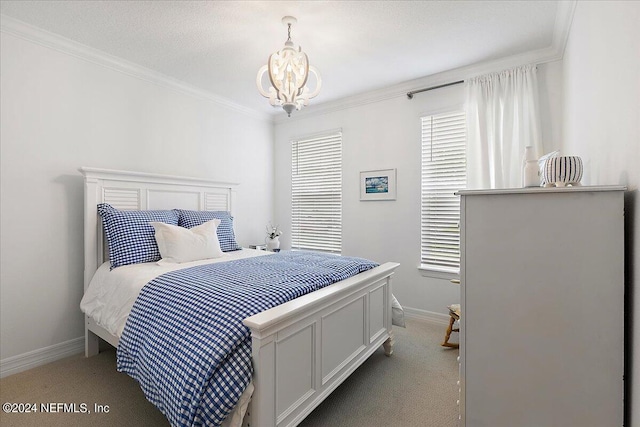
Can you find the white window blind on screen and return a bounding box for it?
[421,111,466,273]
[291,132,342,253]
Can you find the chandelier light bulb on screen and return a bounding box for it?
[256,16,322,117]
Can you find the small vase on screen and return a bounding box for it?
[266,236,280,252]
[542,156,583,187]
[522,146,540,187]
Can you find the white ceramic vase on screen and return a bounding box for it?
[266,236,280,251]
[522,146,540,187]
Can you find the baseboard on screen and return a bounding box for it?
[403,307,451,326]
[0,310,448,379]
[0,336,84,378]
[0,310,449,379]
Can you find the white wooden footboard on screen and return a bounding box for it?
[243,262,399,427]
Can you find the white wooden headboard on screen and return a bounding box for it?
[79,167,238,291]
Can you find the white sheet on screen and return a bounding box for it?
[80,248,270,338]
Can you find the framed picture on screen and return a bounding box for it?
[360,169,397,201]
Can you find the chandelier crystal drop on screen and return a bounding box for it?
[257,16,321,117]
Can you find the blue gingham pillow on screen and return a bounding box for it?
[98,203,179,269]
[176,210,241,252]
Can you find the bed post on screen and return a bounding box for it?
[86,325,100,357]
[249,333,276,427]
[383,274,395,356]
[82,171,101,357]
[383,331,394,356]
[82,173,100,294]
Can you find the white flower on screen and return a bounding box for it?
[266,223,282,239]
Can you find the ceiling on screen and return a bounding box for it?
[0,1,567,117]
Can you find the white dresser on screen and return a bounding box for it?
[457,186,625,427]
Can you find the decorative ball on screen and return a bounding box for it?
[542,156,583,187]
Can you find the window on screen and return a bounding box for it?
[420,111,466,274]
[291,132,342,253]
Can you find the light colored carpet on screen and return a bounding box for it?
[0,318,459,427]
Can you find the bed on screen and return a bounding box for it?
[79,167,400,427]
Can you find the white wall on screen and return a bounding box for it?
[0,33,274,363]
[273,62,563,320]
[560,1,640,424]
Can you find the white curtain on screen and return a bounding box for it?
[465,64,542,189]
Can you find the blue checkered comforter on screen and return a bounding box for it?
[116,251,378,427]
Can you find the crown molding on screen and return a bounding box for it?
[2,0,576,127]
[276,0,577,125]
[551,0,577,59]
[0,14,272,123]
[274,46,554,124]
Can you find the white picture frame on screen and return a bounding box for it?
[360,168,397,201]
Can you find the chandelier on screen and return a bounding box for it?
[256,16,321,117]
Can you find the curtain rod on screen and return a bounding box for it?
[406,80,464,99]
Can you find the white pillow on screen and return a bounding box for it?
[150,219,223,263]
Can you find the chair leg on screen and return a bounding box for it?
[441,315,459,348]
